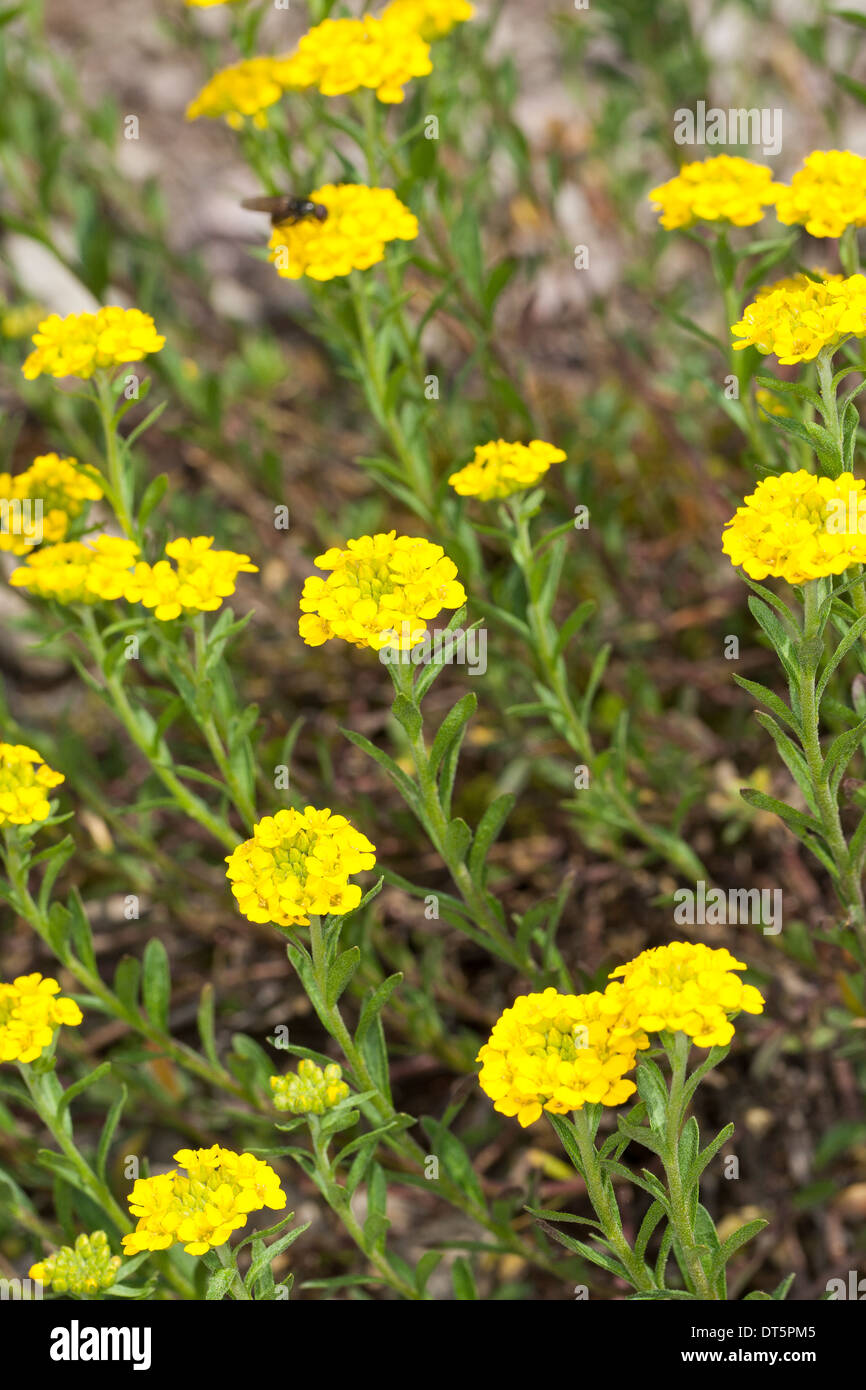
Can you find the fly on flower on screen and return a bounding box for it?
[241,194,329,227]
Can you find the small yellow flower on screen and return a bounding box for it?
[0,743,65,827]
[477,987,650,1127]
[280,16,431,104]
[0,455,103,556]
[186,56,293,129]
[380,0,474,40]
[22,307,165,381]
[722,469,866,584]
[122,1146,287,1257]
[1,303,45,340]
[448,439,566,501]
[755,270,842,299]
[649,155,780,230]
[268,183,418,282]
[29,1231,121,1295]
[271,1059,350,1114]
[123,537,258,621]
[772,150,866,239]
[0,973,82,1063]
[9,536,140,605]
[754,386,790,418]
[731,273,866,364]
[226,806,376,927]
[607,942,765,1048]
[299,531,465,651]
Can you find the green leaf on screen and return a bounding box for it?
[687,1123,734,1188]
[747,597,799,680]
[354,974,402,1048]
[536,1220,629,1279]
[57,1063,112,1119]
[327,947,361,1007]
[452,1256,478,1299]
[197,983,221,1070]
[711,1218,768,1277]
[141,939,171,1032]
[421,1117,486,1213]
[467,793,515,884]
[636,1060,669,1133]
[738,788,822,840]
[113,956,141,1014]
[205,1266,238,1301]
[635,1201,666,1261]
[732,675,800,733]
[391,693,422,741]
[136,472,169,528]
[415,1250,443,1295]
[244,1219,307,1291]
[817,614,866,705]
[340,728,418,805]
[96,1084,127,1184]
[443,816,472,863]
[364,1162,390,1251]
[553,600,595,659]
[823,716,866,795]
[753,712,817,813]
[429,693,477,775]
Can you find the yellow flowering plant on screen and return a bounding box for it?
[478,944,774,1301]
[6,0,857,1316]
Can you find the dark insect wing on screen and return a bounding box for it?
[241,195,296,219]
[241,195,328,227]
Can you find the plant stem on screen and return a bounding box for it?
[571,1107,656,1293]
[800,582,866,948]
[659,1033,715,1299]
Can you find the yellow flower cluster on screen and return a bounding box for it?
[649,155,779,230]
[606,942,765,1049]
[280,17,432,104]
[10,536,140,605]
[0,455,103,556]
[124,537,258,621]
[122,1146,287,1257]
[299,531,465,651]
[478,942,765,1125]
[0,743,65,827]
[722,470,866,585]
[22,307,165,381]
[226,807,376,927]
[186,56,294,129]
[773,150,866,239]
[271,1059,350,1114]
[29,1231,121,1295]
[268,183,418,282]
[10,535,256,619]
[448,439,566,501]
[755,271,842,299]
[731,273,866,364]
[476,988,650,1128]
[381,0,474,39]
[0,973,82,1063]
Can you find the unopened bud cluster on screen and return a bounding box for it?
[29,1230,121,1295]
[270,1058,349,1114]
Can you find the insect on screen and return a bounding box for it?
[240,195,328,227]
